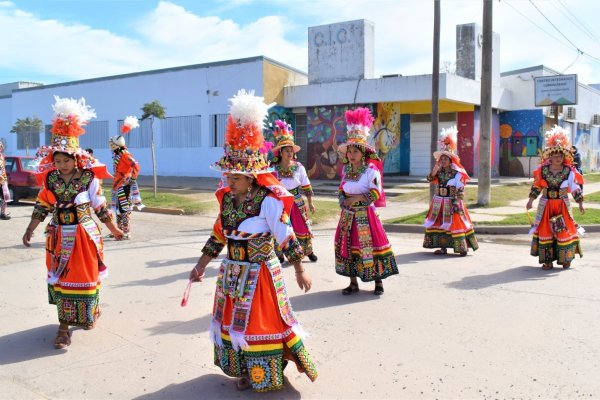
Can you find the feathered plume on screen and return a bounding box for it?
[545,125,570,148]
[345,107,374,135]
[438,126,458,153]
[272,119,293,137]
[51,95,97,137]
[121,116,140,134]
[225,89,270,151]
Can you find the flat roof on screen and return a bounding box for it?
[14,55,307,93]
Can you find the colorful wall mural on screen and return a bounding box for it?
[573,123,591,173]
[498,109,544,176]
[305,103,405,179]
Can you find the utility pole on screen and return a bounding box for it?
[430,0,440,198]
[478,0,493,206]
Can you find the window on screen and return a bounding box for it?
[160,115,201,148]
[117,118,152,148]
[44,124,52,146]
[16,129,41,150]
[210,113,228,147]
[294,114,308,165]
[79,120,109,149]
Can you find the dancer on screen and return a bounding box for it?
[270,119,318,263]
[109,116,144,239]
[188,90,317,392]
[527,125,584,270]
[22,96,123,349]
[0,141,11,220]
[423,126,479,256]
[334,107,398,296]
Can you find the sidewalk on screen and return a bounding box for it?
[133,175,600,234]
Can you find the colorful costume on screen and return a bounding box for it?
[0,142,11,219]
[271,120,316,260]
[423,126,478,255]
[201,90,317,392]
[529,125,584,268]
[32,96,113,328]
[334,108,398,282]
[109,116,144,237]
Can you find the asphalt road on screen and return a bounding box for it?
[1,205,600,399]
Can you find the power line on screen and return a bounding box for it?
[555,0,600,44]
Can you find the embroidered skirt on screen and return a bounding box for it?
[334,205,398,282]
[530,198,582,265]
[46,223,106,327]
[423,196,479,254]
[212,261,317,392]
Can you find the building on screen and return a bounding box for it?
[1,20,599,179]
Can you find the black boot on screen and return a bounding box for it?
[0,214,10,220]
[307,253,318,262]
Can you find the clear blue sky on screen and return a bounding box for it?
[2,0,600,85]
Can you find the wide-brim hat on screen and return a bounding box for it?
[433,150,460,162]
[271,120,300,154]
[337,139,376,156]
[211,147,273,175]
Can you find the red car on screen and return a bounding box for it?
[4,155,40,202]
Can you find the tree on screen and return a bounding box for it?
[141,100,166,198]
[10,117,43,156]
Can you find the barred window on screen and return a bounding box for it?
[117,118,152,148]
[16,128,41,150]
[210,113,228,147]
[294,114,308,165]
[45,124,52,146]
[160,115,201,148]
[79,120,109,150]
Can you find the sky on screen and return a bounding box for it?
[1,0,600,86]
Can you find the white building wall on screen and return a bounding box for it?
[0,96,13,153]
[1,58,267,177]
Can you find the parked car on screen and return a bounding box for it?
[5,155,40,203]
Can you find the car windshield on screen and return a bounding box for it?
[21,158,40,172]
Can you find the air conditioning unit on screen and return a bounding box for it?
[566,106,576,120]
[592,114,600,126]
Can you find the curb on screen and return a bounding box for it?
[383,223,600,235]
[140,207,185,216]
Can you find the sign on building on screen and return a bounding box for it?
[534,74,578,106]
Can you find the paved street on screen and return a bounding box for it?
[1,204,600,399]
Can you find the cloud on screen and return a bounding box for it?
[0,0,599,86]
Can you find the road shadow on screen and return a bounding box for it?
[446,265,562,290]
[145,314,214,336]
[1,242,45,250]
[0,324,65,365]
[146,257,199,269]
[112,265,221,289]
[395,251,466,265]
[290,288,378,312]
[133,373,301,400]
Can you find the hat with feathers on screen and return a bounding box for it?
[36,95,111,179]
[338,107,376,155]
[542,125,573,162]
[271,119,300,154]
[110,116,139,149]
[433,126,460,162]
[211,89,273,175]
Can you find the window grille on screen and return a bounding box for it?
[79,120,109,149]
[160,115,201,148]
[117,118,152,148]
[210,113,228,147]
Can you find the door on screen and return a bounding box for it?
[409,121,455,176]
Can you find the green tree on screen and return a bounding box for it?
[10,117,43,156]
[141,100,166,198]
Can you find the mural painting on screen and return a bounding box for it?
[372,103,402,174]
[306,103,404,179]
[573,123,591,172]
[499,110,544,176]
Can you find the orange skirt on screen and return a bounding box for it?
[213,263,317,392]
[46,224,104,327]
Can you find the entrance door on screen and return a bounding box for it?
[409,121,455,176]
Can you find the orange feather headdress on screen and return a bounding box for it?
[212,89,273,175]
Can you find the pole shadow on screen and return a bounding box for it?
[0,324,65,365]
[446,265,562,290]
[145,314,214,336]
[133,372,302,400]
